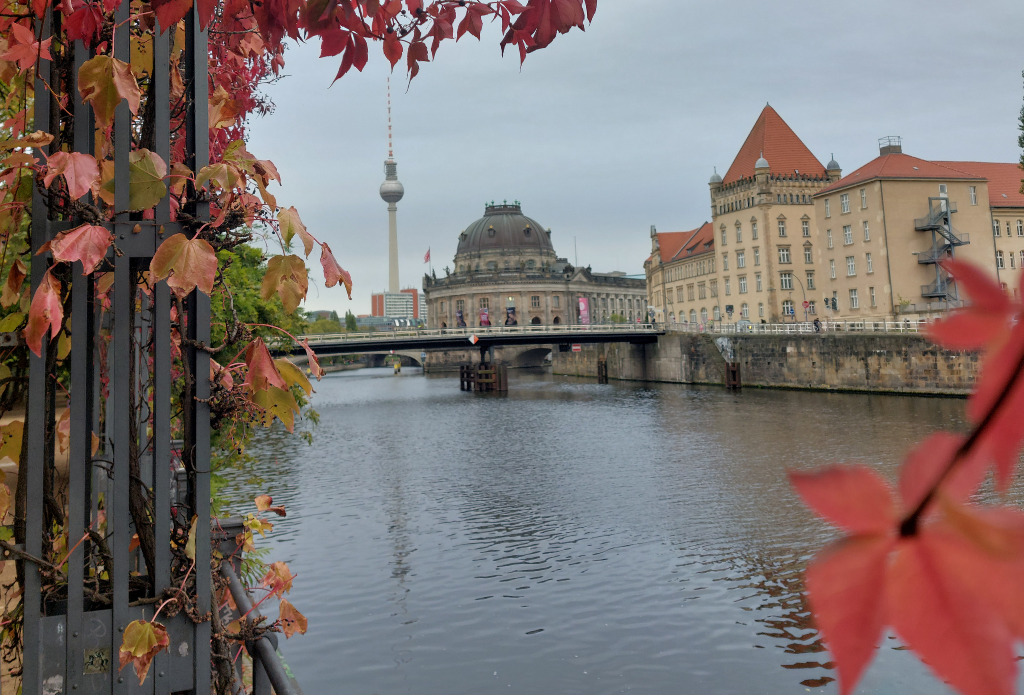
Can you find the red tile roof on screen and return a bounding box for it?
[723,106,826,184]
[650,223,712,264]
[933,161,1024,208]
[671,222,714,261]
[816,153,984,197]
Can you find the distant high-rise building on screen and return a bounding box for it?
[371,288,423,320]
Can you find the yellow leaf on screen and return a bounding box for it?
[0,483,10,521]
[56,408,70,454]
[250,385,299,432]
[0,420,23,461]
[118,619,169,685]
[57,329,71,360]
[274,358,312,396]
[185,514,197,560]
[0,313,23,332]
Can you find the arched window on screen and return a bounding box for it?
[713,306,721,321]
[700,307,708,322]
[690,309,697,323]
[553,316,560,324]
[531,316,541,325]
[741,303,749,318]
[782,299,795,316]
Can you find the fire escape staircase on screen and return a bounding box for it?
[915,198,968,302]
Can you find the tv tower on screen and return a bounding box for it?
[379,77,404,294]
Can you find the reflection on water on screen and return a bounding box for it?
[222,367,978,695]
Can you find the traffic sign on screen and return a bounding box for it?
[571,344,582,352]
[469,334,478,345]
[802,300,810,309]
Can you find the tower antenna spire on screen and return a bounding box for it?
[387,76,393,159]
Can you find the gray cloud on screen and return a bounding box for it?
[247,0,1024,313]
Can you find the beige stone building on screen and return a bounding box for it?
[645,222,720,324]
[812,142,1022,319]
[646,105,1024,323]
[424,202,646,327]
[647,106,841,323]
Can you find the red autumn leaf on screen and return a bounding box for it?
[49,223,113,275]
[382,31,403,68]
[1,22,53,70]
[210,358,234,390]
[927,260,1016,351]
[243,337,287,393]
[898,431,978,510]
[44,152,100,201]
[65,5,106,46]
[24,268,63,358]
[298,338,324,380]
[792,442,1024,695]
[149,233,217,298]
[118,619,170,685]
[196,0,216,29]
[789,465,895,534]
[320,243,351,298]
[151,0,192,32]
[278,598,307,638]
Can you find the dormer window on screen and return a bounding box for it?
[524,226,531,236]
[488,225,496,237]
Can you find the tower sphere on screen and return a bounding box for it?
[380,179,405,204]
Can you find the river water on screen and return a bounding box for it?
[224,366,986,695]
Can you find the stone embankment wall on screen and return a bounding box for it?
[551,333,979,396]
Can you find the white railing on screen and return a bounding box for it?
[664,319,930,335]
[296,323,662,345]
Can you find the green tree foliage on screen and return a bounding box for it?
[345,311,358,331]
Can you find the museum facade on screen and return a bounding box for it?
[423,202,646,328]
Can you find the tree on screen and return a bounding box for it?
[346,310,359,331]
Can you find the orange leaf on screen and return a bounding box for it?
[149,233,217,298]
[24,269,62,357]
[255,493,286,517]
[1,259,26,308]
[49,223,113,275]
[78,55,142,129]
[278,598,307,638]
[320,243,352,298]
[299,338,324,380]
[278,207,314,258]
[262,560,294,597]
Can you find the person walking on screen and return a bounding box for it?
[813,317,821,333]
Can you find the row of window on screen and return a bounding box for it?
[824,222,870,248]
[826,254,874,278]
[993,220,1024,237]
[719,219,813,246]
[663,257,716,282]
[995,250,1024,269]
[446,295,647,312]
[824,190,867,218]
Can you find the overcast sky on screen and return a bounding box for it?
[246,0,1024,315]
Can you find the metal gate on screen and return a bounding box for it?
[20,3,213,692]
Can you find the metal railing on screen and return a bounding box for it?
[665,319,929,335]
[221,561,299,695]
[295,323,661,345]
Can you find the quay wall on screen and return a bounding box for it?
[551,333,979,396]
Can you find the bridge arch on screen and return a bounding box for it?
[512,347,553,368]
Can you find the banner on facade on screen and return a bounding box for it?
[505,307,517,326]
[480,308,491,326]
[455,309,467,327]
[578,297,590,325]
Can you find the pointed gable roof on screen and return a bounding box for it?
[671,222,714,262]
[723,106,827,184]
[650,223,712,264]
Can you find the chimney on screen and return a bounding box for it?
[878,136,902,156]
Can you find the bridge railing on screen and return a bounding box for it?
[664,319,930,335]
[295,323,661,345]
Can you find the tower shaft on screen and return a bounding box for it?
[388,203,399,293]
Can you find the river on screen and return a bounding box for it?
[222,366,996,695]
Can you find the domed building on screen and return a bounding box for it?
[424,201,646,328]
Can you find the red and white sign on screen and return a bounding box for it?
[469,334,478,345]
[802,300,810,309]
[578,297,590,325]
[571,344,581,352]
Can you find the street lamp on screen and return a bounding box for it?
[789,273,809,323]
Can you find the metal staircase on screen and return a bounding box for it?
[915,197,968,302]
